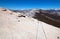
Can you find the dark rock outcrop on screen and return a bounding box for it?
[33,10,60,28]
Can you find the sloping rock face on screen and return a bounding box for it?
[34,12,60,28]
[12,9,60,28]
[0,8,60,39]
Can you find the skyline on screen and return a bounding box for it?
[0,0,60,10]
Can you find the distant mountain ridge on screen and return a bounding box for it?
[0,7,60,28]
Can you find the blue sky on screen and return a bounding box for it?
[0,0,60,10]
